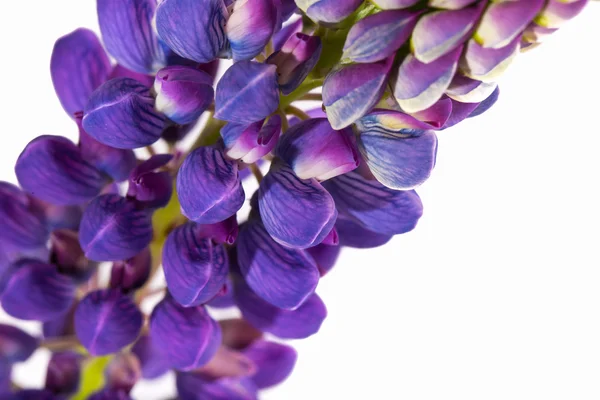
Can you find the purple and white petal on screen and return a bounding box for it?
[409,97,453,129]
[468,86,500,119]
[441,98,480,129]
[227,0,279,61]
[243,340,297,389]
[272,18,302,52]
[0,324,39,364]
[460,36,521,82]
[535,0,588,29]
[295,0,363,23]
[428,0,479,9]
[370,0,419,9]
[445,75,498,104]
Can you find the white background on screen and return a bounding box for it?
[1,2,600,399]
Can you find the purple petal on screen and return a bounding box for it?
[323,57,393,129]
[74,289,143,355]
[275,118,359,181]
[156,0,229,64]
[15,135,107,205]
[227,0,278,61]
[163,223,229,307]
[5,389,58,400]
[428,0,478,8]
[177,373,258,400]
[220,318,263,349]
[177,146,245,224]
[343,10,418,63]
[50,28,111,118]
[110,248,151,292]
[105,353,141,393]
[409,97,453,129]
[468,85,500,118]
[272,18,302,52]
[370,0,419,9]
[0,324,39,364]
[288,107,326,126]
[235,280,327,339]
[258,161,337,249]
[222,116,282,164]
[441,98,479,129]
[45,352,82,395]
[296,0,363,23]
[307,243,340,276]
[336,217,393,249]
[127,154,174,209]
[2,260,75,321]
[88,389,132,400]
[42,303,77,339]
[206,278,236,309]
[197,216,240,245]
[97,0,166,73]
[460,36,521,82]
[150,296,222,370]
[267,33,322,95]
[83,78,166,149]
[79,194,153,262]
[131,334,171,379]
[161,122,196,143]
[243,340,297,389]
[411,3,484,63]
[109,64,155,88]
[34,200,82,232]
[445,75,497,104]
[323,171,424,235]
[474,0,545,49]
[392,46,462,113]
[50,229,97,283]
[215,61,279,124]
[237,220,319,309]
[535,0,588,29]
[154,66,214,125]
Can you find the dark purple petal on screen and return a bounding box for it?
[535,0,588,28]
[15,136,107,205]
[163,223,229,307]
[440,98,479,130]
[371,0,419,9]
[307,243,340,276]
[42,303,77,339]
[127,154,173,209]
[109,64,155,87]
[235,280,327,339]
[2,389,58,400]
[196,346,256,379]
[177,373,258,400]
[150,296,222,371]
[154,66,214,125]
[50,229,97,283]
[409,97,453,129]
[1,260,75,321]
[35,201,82,232]
[222,117,282,164]
[50,28,111,118]
[177,146,245,224]
[323,57,393,129]
[131,335,171,379]
[97,0,166,73]
[161,122,196,143]
[243,340,297,389]
[335,217,392,249]
[323,171,423,236]
[275,118,359,181]
[220,318,263,349]
[272,18,302,52]
[79,194,153,262]
[206,278,236,309]
[156,0,229,63]
[214,61,279,124]
[74,289,143,355]
[197,216,239,245]
[428,0,478,8]
[0,363,11,394]
[45,352,81,395]
[227,0,278,61]
[88,389,132,400]
[258,160,337,249]
[296,0,363,23]
[0,324,39,364]
[83,78,166,149]
[237,220,319,309]
[105,353,141,393]
[110,248,151,292]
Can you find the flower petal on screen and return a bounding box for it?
[110,248,151,292]
[97,0,166,73]
[177,146,245,224]
[177,373,258,400]
[370,0,419,9]
[156,0,229,64]
[441,98,480,129]
[445,75,498,104]
[243,340,297,389]
[0,324,39,364]
[428,0,478,8]
[109,64,155,88]
[323,171,424,235]
[468,86,500,118]
[237,220,319,309]
[215,61,279,124]
[79,194,153,262]
[272,18,302,52]
[535,0,588,29]
[15,136,107,205]
[104,353,142,393]
[409,97,453,129]
[127,154,174,209]
[306,243,340,276]
[50,29,111,118]
[335,217,393,249]
[222,116,282,164]
[50,229,97,283]
[460,36,521,82]
[227,0,279,61]
[258,161,337,249]
[295,0,363,23]
[131,335,171,380]
[45,352,82,396]
[150,296,222,371]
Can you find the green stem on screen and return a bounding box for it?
[280,78,324,109]
[286,106,311,121]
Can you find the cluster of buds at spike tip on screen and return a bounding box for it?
[0,0,590,398]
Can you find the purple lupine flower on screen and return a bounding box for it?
[0,324,38,365]
[242,340,297,389]
[45,352,82,396]
[126,154,173,209]
[131,335,171,380]
[50,229,97,283]
[221,116,282,164]
[177,373,258,400]
[295,0,363,23]
[109,248,151,292]
[226,0,279,61]
[104,353,142,394]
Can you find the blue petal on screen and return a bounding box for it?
[50,29,111,118]
[214,61,279,124]
[15,136,108,205]
[335,217,392,249]
[0,324,39,364]
[156,0,229,64]
[74,289,143,355]
[79,194,153,262]
[83,78,166,149]
[258,160,337,249]
[97,0,166,73]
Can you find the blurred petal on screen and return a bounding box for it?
[237,220,319,309]
[220,318,263,349]
[154,66,214,125]
[50,29,111,118]
[74,289,143,355]
[370,0,419,9]
[323,171,424,235]
[343,10,418,63]
[110,248,151,292]
[45,352,81,396]
[295,0,363,23]
[97,0,166,73]
[177,373,258,400]
[258,161,337,249]
[51,229,97,283]
[392,46,462,113]
[535,0,587,29]
[307,243,341,276]
[83,78,166,149]
[2,260,75,321]
[235,281,327,339]
[336,217,393,249]
[42,303,77,339]
[156,0,229,63]
[275,118,359,181]
[446,75,497,103]
[105,353,141,393]
[35,201,82,232]
[177,146,245,224]
[127,154,173,209]
[227,0,278,61]
[215,62,279,124]
[460,36,520,82]
[161,122,196,144]
[243,340,297,389]
[163,223,229,307]
[323,57,393,130]
[79,194,153,262]
[88,389,132,400]
[109,64,155,87]
[474,0,545,49]
[150,296,222,370]
[196,347,256,379]
[428,0,478,8]
[0,324,39,364]
[15,136,107,205]
[131,335,171,380]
